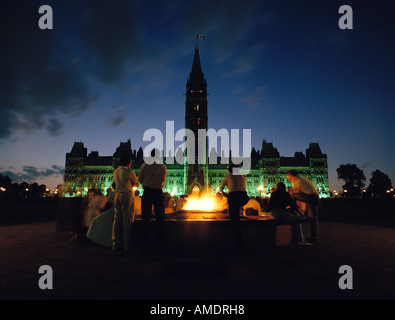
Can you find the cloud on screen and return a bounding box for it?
[178,0,270,63]
[1,0,142,140]
[1,0,274,140]
[360,162,372,170]
[105,106,127,127]
[238,86,266,111]
[46,118,63,136]
[1,1,93,139]
[221,44,267,78]
[0,165,64,183]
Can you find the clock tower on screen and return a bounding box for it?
[184,47,208,193]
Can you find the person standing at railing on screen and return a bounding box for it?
[220,164,249,250]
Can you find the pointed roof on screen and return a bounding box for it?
[67,142,87,157]
[187,48,206,92]
[113,139,132,157]
[261,140,280,158]
[191,48,202,74]
[306,143,326,158]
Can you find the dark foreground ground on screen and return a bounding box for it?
[1,197,395,227]
[1,220,395,301]
[0,198,395,305]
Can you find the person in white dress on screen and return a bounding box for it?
[86,184,116,247]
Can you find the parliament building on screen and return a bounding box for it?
[64,47,329,198]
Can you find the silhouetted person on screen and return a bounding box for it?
[134,189,141,217]
[112,154,138,251]
[286,169,320,243]
[138,148,167,251]
[267,182,310,246]
[82,189,106,229]
[72,189,97,243]
[87,183,116,248]
[220,164,249,250]
[164,192,175,213]
[175,195,187,211]
[243,198,261,216]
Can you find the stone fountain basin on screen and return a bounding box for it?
[133,211,292,252]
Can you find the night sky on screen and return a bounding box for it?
[1,0,394,192]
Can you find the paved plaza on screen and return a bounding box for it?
[0,220,394,301]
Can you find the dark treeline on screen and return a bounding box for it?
[336,164,393,199]
[0,174,52,199]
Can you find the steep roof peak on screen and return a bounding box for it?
[191,47,202,75]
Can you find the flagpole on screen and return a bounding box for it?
[196,35,205,49]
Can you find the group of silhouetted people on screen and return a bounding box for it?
[267,170,320,245]
[72,149,320,251]
[72,150,167,252]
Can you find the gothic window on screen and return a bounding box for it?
[197,117,200,125]
[268,175,276,184]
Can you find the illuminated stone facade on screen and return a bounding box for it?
[64,48,329,198]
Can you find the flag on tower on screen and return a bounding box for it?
[197,35,205,39]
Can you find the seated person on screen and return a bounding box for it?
[164,192,175,214]
[175,195,187,211]
[243,198,261,215]
[267,182,310,246]
[86,188,116,248]
[72,189,106,244]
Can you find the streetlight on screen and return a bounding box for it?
[257,185,263,197]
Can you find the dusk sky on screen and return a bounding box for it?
[1,0,394,192]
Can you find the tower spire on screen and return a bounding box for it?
[184,46,208,193]
[191,47,202,75]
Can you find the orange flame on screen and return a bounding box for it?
[182,190,228,211]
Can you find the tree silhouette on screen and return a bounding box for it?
[336,163,366,198]
[367,170,393,198]
[0,174,49,199]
